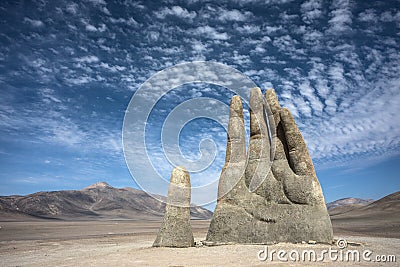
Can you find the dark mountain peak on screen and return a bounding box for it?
[83,182,113,190]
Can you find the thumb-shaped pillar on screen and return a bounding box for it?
[153,166,194,247]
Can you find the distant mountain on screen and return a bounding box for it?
[0,182,212,221]
[357,191,400,213]
[327,197,374,216]
[330,191,400,238]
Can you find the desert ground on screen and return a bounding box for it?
[0,219,398,266]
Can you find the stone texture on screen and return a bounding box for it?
[206,87,333,244]
[153,166,194,247]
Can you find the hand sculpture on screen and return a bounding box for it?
[153,166,194,247]
[206,88,333,244]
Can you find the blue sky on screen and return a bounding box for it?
[0,0,399,208]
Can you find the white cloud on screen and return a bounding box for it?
[2,0,400,191]
[280,11,298,23]
[66,3,79,15]
[49,121,87,147]
[87,0,106,5]
[228,0,295,5]
[102,7,111,15]
[109,17,138,26]
[75,55,99,63]
[281,99,300,118]
[85,23,107,32]
[0,91,123,156]
[380,10,400,23]
[218,9,252,22]
[65,76,94,85]
[302,28,323,48]
[191,40,208,52]
[192,25,229,40]
[307,78,400,168]
[307,59,331,99]
[39,88,62,104]
[99,62,126,72]
[328,62,345,82]
[236,25,260,34]
[327,0,353,34]
[155,6,196,20]
[358,9,377,22]
[261,56,286,65]
[85,24,97,31]
[24,18,44,27]
[298,80,324,115]
[300,0,323,23]
[147,31,160,41]
[263,25,283,34]
[272,34,302,55]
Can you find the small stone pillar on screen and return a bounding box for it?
[153,166,194,247]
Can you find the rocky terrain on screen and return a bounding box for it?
[0,182,212,221]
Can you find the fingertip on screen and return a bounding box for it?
[250,87,262,94]
[265,89,281,115]
[171,166,190,185]
[280,107,292,118]
[226,95,246,163]
[250,87,263,110]
[230,95,243,117]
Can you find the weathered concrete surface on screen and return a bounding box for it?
[153,166,194,247]
[207,88,333,244]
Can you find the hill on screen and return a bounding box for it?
[0,182,212,221]
[329,191,400,238]
[327,197,374,216]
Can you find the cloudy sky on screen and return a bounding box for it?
[1,0,399,208]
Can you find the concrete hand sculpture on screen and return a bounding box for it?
[153,166,194,247]
[206,88,333,244]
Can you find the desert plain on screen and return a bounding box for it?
[0,218,399,266]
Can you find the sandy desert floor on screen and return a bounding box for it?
[0,220,398,266]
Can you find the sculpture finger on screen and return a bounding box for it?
[263,90,277,162]
[264,88,281,126]
[246,88,271,192]
[218,95,247,201]
[280,107,316,177]
[248,88,270,160]
[265,89,288,161]
[225,95,246,164]
[153,166,194,247]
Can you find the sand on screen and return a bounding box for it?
[0,220,398,266]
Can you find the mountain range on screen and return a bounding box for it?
[328,191,400,238]
[1,182,399,238]
[0,182,212,221]
[327,197,375,216]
